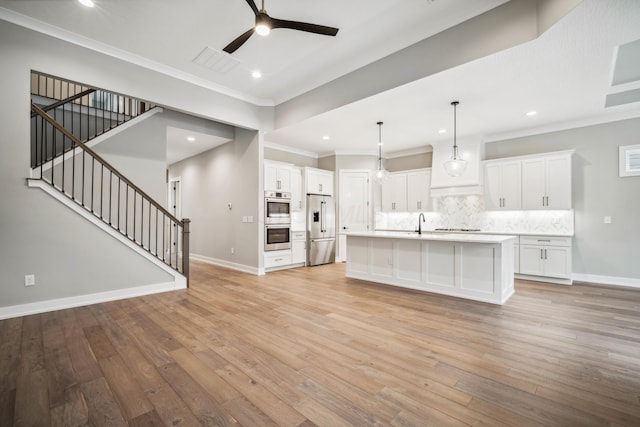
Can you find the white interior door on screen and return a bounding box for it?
[338,170,370,261]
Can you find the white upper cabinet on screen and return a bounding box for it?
[265,161,292,192]
[522,152,572,210]
[484,160,522,210]
[406,170,432,212]
[380,173,408,212]
[305,167,334,195]
[379,169,433,212]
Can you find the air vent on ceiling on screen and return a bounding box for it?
[193,47,240,74]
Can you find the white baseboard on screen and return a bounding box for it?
[571,273,640,289]
[190,253,261,275]
[0,280,185,320]
[515,274,572,285]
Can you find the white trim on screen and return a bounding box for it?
[515,274,572,286]
[27,179,186,283]
[571,273,640,289]
[0,281,184,320]
[190,253,262,275]
[0,7,272,107]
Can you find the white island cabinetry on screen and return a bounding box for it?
[346,232,516,305]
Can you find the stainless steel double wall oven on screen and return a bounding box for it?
[264,191,291,251]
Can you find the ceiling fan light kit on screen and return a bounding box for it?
[255,12,271,36]
[223,0,339,54]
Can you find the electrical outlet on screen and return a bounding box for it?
[24,274,35,287]
[604,216,612,224]
[231,247,235,254]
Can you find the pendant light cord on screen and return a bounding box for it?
[377,121,383,169]
[451,101,459,160]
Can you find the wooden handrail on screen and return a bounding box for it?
[31,101,182,226]
[30,88,96,118]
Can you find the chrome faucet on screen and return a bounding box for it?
[418,212,426,235]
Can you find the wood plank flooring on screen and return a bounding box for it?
[2,261,640,426]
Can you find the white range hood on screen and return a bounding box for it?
[430,140,484,197]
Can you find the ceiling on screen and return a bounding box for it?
[2,0,640,159]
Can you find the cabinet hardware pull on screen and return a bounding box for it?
[538,239,550,242]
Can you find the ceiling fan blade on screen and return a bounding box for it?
[244,0,260,16]
[271,18,339,36]
[223,28,255,54]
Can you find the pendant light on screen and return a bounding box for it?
[373,121,389,184]
[444,101,467,177]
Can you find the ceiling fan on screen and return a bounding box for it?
[223,0,339,54]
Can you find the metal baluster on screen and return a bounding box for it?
[108,171,112,225]
[125,183,129,236]
[133,189,137,242]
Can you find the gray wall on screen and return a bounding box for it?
[0,20,266,309]
[485,117,640,280]
[168,129,261,270]
[265,147,318,168]
[386,152,433,172]
[94,114,168,204]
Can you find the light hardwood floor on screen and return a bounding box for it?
[1,261,640,426]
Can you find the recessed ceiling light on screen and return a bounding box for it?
[187,136,195,142]
[322,135,330,140]
[526,110,537,116]
[78,0,95,7]
[251,70,262,79]
[438,129,447,134]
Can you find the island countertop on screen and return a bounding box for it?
[344,230,517,244]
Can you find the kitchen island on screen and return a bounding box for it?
[345,231,516,304]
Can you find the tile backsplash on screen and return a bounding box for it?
[375,195,574,235]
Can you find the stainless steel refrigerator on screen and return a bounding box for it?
[307,193,335,266]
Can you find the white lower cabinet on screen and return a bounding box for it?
[518,235,572,282]
[291,231,306,265]
[346,234,515,305]
[264,250,292,269]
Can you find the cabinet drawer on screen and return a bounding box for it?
[519,235,571,247]
[291,231,306,241]
[264,251,292,268]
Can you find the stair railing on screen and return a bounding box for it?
[31,102,190,284]
[30,70,156,168]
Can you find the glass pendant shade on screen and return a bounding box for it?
[444,101,467,177]
[444,154,467,177]
[373,121,389,184]
[373,163,390,184]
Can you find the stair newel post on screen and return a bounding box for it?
[182,218,191,287]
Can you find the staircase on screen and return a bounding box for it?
[28,71,190,284]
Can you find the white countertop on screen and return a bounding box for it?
[369,229,574,237]
[345,231,517,244]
